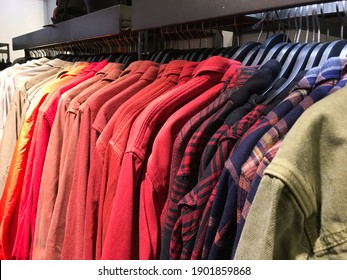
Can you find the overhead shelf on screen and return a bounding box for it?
[132,0,335,31]
[12,5,132,51]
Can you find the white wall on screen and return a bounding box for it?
[47,0,56,23]
[0,0,48,62]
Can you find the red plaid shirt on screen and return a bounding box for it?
[170,105,266,259]
[161,66,258,259]
[166,60,282,259]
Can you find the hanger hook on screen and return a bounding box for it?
[309,5,316,43]
[274,10,284,34]
[215,21,224,47]
[180,24,190,49]
[286,8,292,41]
[313,4,320,43]
[296,6,303,43]
[201,21,209,48]
[232,16,240,46]
[336,1,344,40]
[160,27,167,49]
[256,12,265,43]
[305,6,310,43]
[186,24,193,50]
[293,7,298,42]
[271,11,276,35]
[342,0,346,39]
[319,3,329,42]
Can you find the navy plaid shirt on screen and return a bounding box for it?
[203,65,322,259]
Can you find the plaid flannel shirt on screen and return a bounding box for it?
[167,61,281,259]
[187,105,267,260]
[204,65,322,260]
[160,66,258,259]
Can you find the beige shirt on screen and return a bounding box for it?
[0,58,51,142]
[235,86,347,260]
[0,59,69,197]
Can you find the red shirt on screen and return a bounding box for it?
[43,61,157,260]
[140,61,242,259]
[101,62,194,255]
[89,60,186,259]
[101,56,233,260]
[61,63,159,260]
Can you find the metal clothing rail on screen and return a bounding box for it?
[132,0,335,31]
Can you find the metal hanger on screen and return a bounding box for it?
[260,5,310,101]
[339,0,347,57]
[272,5,318,88]
[253,10,290,65]
[318,1,347,66]
[240,12,265,65]
[259,9,298,66]
[247,10,288,66]
[306,4,330,69]
[222,17,241,58]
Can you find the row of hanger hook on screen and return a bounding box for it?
[255,1,346,45]
[29,28,139,58]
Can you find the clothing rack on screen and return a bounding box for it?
[3,0,347,263]
[11,1,347,59]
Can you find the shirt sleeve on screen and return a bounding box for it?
[234,175,309,260]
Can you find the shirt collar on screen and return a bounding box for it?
[88,60,109,73]
[96,62,122,76]
[35,57,51,65]
[157,64,168,78]
[140,66,159,81]
[134,60,159,75]
[293,66,320,90]
[45,58,68,68]
[221,62,242,82]
[59,62,89,78]
[192,56,237,78]
[315,57,347,84]
[101,68,123,81]
[119,60,143,77]
[163,60,187,77]
[79,62,100,74]
[178,62,199,82]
